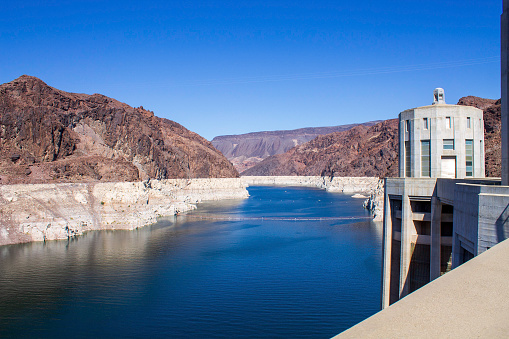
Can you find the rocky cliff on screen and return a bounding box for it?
[0,75,238,184]
[243,96,502,178]
[242,119,399,177]
[211,121,381,172]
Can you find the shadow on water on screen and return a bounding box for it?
[0,186,382,339]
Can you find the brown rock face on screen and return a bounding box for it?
[0,75,238,184]
[244,96,502,178]
[212,121,382,172]
[242,119,399,177]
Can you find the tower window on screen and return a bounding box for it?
[443,139,454,150]
[423,118,428,130]
[405,120,410,132]
[467,117,471,129]
[445,117,451,129]
[405,141,411,177]
[421,140,431,177]
[466,140,473,177]
[480,140,484,172]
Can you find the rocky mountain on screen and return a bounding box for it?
[211,121,381,172]
[243,97,501,178]
[241,119,399,177]
[0,75,238,184]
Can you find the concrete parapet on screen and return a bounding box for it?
[334,238,509,338]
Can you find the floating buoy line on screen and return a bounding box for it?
[179,214,373,221]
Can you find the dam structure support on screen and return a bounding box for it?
[382,89,509,308]
[334,3,509,336]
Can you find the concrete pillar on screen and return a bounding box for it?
[430,196,442,280]
[399,118,405,177]
[502,0,509,185]
[452,232,461,269]
[399,189,412,298]
[381,179,392,309]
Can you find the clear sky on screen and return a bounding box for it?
[0,0,502,140]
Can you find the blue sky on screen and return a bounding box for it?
[0,0,502,140]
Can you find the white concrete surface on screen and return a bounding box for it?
[334,238,509,338]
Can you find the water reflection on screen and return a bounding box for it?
[0,186,382,339]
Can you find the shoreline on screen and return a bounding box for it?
[0,178,249,246]
[241,175,380,193]
[241,176,384,220]
[0,176,384,246]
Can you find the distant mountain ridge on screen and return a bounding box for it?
[241,119,399,177]
[0,75,238,184]
[211,121,382,172]
[242,97,501,178]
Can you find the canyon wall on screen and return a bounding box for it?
[0,178,248,246]
[241,120,399,177]
[0,75,238,184]
[211,121,382,173]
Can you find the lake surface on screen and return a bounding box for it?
[0,186,382,338]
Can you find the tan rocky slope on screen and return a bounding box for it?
[211,121,381,173]
[243,97,501,178]
[0,75,238,184]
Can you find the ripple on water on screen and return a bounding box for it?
[0,186,382,339]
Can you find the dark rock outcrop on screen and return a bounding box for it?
[0,75,238,184]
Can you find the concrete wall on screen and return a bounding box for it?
[384,177,437,197]
[434,179,508,266]
[453,183,509,258]
[382,178,437,308]
[436,178,500,205]
[383,177,507,308]
[451,183,482,265]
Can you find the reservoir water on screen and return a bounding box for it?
[0,186,382,338]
